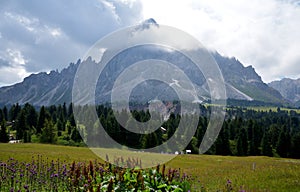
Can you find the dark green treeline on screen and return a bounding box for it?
[0,103,299,159]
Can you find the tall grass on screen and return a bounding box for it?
[0,155,191,192]
[1,144,300,191]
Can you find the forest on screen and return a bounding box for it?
[0,102,300,159]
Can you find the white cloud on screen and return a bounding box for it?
[0,66,30,86]
[0,0,143,87]
[48,27,61,37]
[7,48,27,66]
[101,0,120,22]
[4,11,64,43]
[4,11,39,32]
[0,49,30,86]
[140,0,300,82]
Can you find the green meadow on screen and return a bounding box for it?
[1,143,300,191]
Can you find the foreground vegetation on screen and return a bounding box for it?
[1,143,300,191]
[0,155,190,192]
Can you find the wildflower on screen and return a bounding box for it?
[182,173,187,179]
[239,186,246,192]
[50,173,58,178]
[24,185,29,190]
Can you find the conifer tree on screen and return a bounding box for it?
[291,133,300,158]
[37,106,46,134]
[261,132,273,156]
[276,125,291,158]
[15,110,27,140]
[40,119,57,144]
[0,120,9,143]
[236,128,248,156]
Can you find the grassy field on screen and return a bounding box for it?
[1,143,300,191]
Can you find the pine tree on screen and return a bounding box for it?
[276,125,291,158]
[40,119,57,144]
[215,122,231,155]
[15,110,27,140]
[261,132,273,156]
[248,120,261,155]
[269,124,281,149]
[0,120,9,143]
[68,103,73,119]
[0,109,3,122]
[141,132,158,149]
[125,116,140,148]
[9,103,21,121]
[236,128,248,156]
[63,102,67,120]
[290,133,300,159]
[37,106,46,134]
[3,106,8,121]
[71,126,82,143]
[23,103,38,130]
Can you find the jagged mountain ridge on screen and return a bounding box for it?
[213,53,284,103]
[269,78,300,106]
[0,60,79,106]
[0,48,285,106]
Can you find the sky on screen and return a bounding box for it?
[0,0,300,87]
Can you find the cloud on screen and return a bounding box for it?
[1,0,299,87]
[6,48,27,66]
[0,49,30,86]
[0,0,143,86]
[140,0,300,82]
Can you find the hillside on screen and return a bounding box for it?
[269,78,300,107]
[0,50,285,106]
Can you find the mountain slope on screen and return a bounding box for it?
[269,78,300,106]
[0,49,285,106]
[213,52,284,104]
[0,60,78,106]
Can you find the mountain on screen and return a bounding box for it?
[0,49,285,106]
[213,52,284,104]
[0,18,286,107]
[269,78,300,106]
[0,60,79,106]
